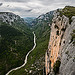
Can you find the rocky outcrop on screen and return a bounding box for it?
[45,10,75,75]
[31,11,53,26]
[0,12,24,25]
[59,16,75,75]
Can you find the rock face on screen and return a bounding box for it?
[59,16,75,75]
[45,10,75,75]
[0,12,23,25]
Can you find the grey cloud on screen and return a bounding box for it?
[39,0,55,5]
[0,3,3,6]
[6,7,32,12]
[0,0,75,17]
[1,0,30,2]
[39,0,75,6]
[7,5,9,7]
[25,9,33,12]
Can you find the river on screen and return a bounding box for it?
[6,32,36,75]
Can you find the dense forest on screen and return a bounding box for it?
[0,13,34,75]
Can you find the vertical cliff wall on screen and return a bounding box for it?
[59,16,75,75]
[45,9,75,75]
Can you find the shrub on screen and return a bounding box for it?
[73,57,75,62]
[57,9,59,12]
[59,6,75,24]
[53,60,61,74]
[56,30,59,36]
[61,28,66,32]
[65,51,69,54]
[54,21,56,23]
[54,25,59,29]
[63,40,65,44]
[59,41,61,46]
[61,34,64,40]
[73,30,75,33]
[58,18,61,21]
[59,11,63,17]
[71,30,75,45]
[62,6,75,24]
[69,18,72,24]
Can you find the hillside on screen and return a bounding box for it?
[0,12,34,75]
[59,6,75,24]
[31,11,53,26]
[8,11,54,75]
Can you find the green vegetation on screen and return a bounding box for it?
[53,60,61,75]
[65,51,69,54]
[9,12,53,75]
[54,24,59,29]
[59,6,75,24]
[58,17,61,21]
[61,28,66,32]
[71,29,75,45]
[56,30,59,36]
[73,57,75,62]
[0,16,34,75]
[9,20,51,75]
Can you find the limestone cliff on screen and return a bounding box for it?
[45,8,75,75]
[0,12,24,25]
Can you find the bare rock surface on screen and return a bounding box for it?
[45,10,75,75]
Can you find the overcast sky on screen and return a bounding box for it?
[0,0,75,18]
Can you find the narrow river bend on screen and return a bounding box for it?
[6,32,36,75]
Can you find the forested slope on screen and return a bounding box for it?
[0,12,34,75]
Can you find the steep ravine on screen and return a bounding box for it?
[6,32,36,75]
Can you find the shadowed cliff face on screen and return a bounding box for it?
[45,8,75,75]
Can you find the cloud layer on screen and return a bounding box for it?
[0,0,75,17]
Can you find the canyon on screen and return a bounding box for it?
[0,6,75,75]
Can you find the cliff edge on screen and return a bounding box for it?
[45,6,75,75]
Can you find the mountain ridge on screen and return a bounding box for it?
[0,12,34,75]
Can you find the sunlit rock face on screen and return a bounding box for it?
[45,9,75,75]
[45,52,50,75]
[49,13,69,68]
[45,10,71,75]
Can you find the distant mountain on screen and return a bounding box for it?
[23,17,35,26]
[0,12,34,75]
[31,11,53,26]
